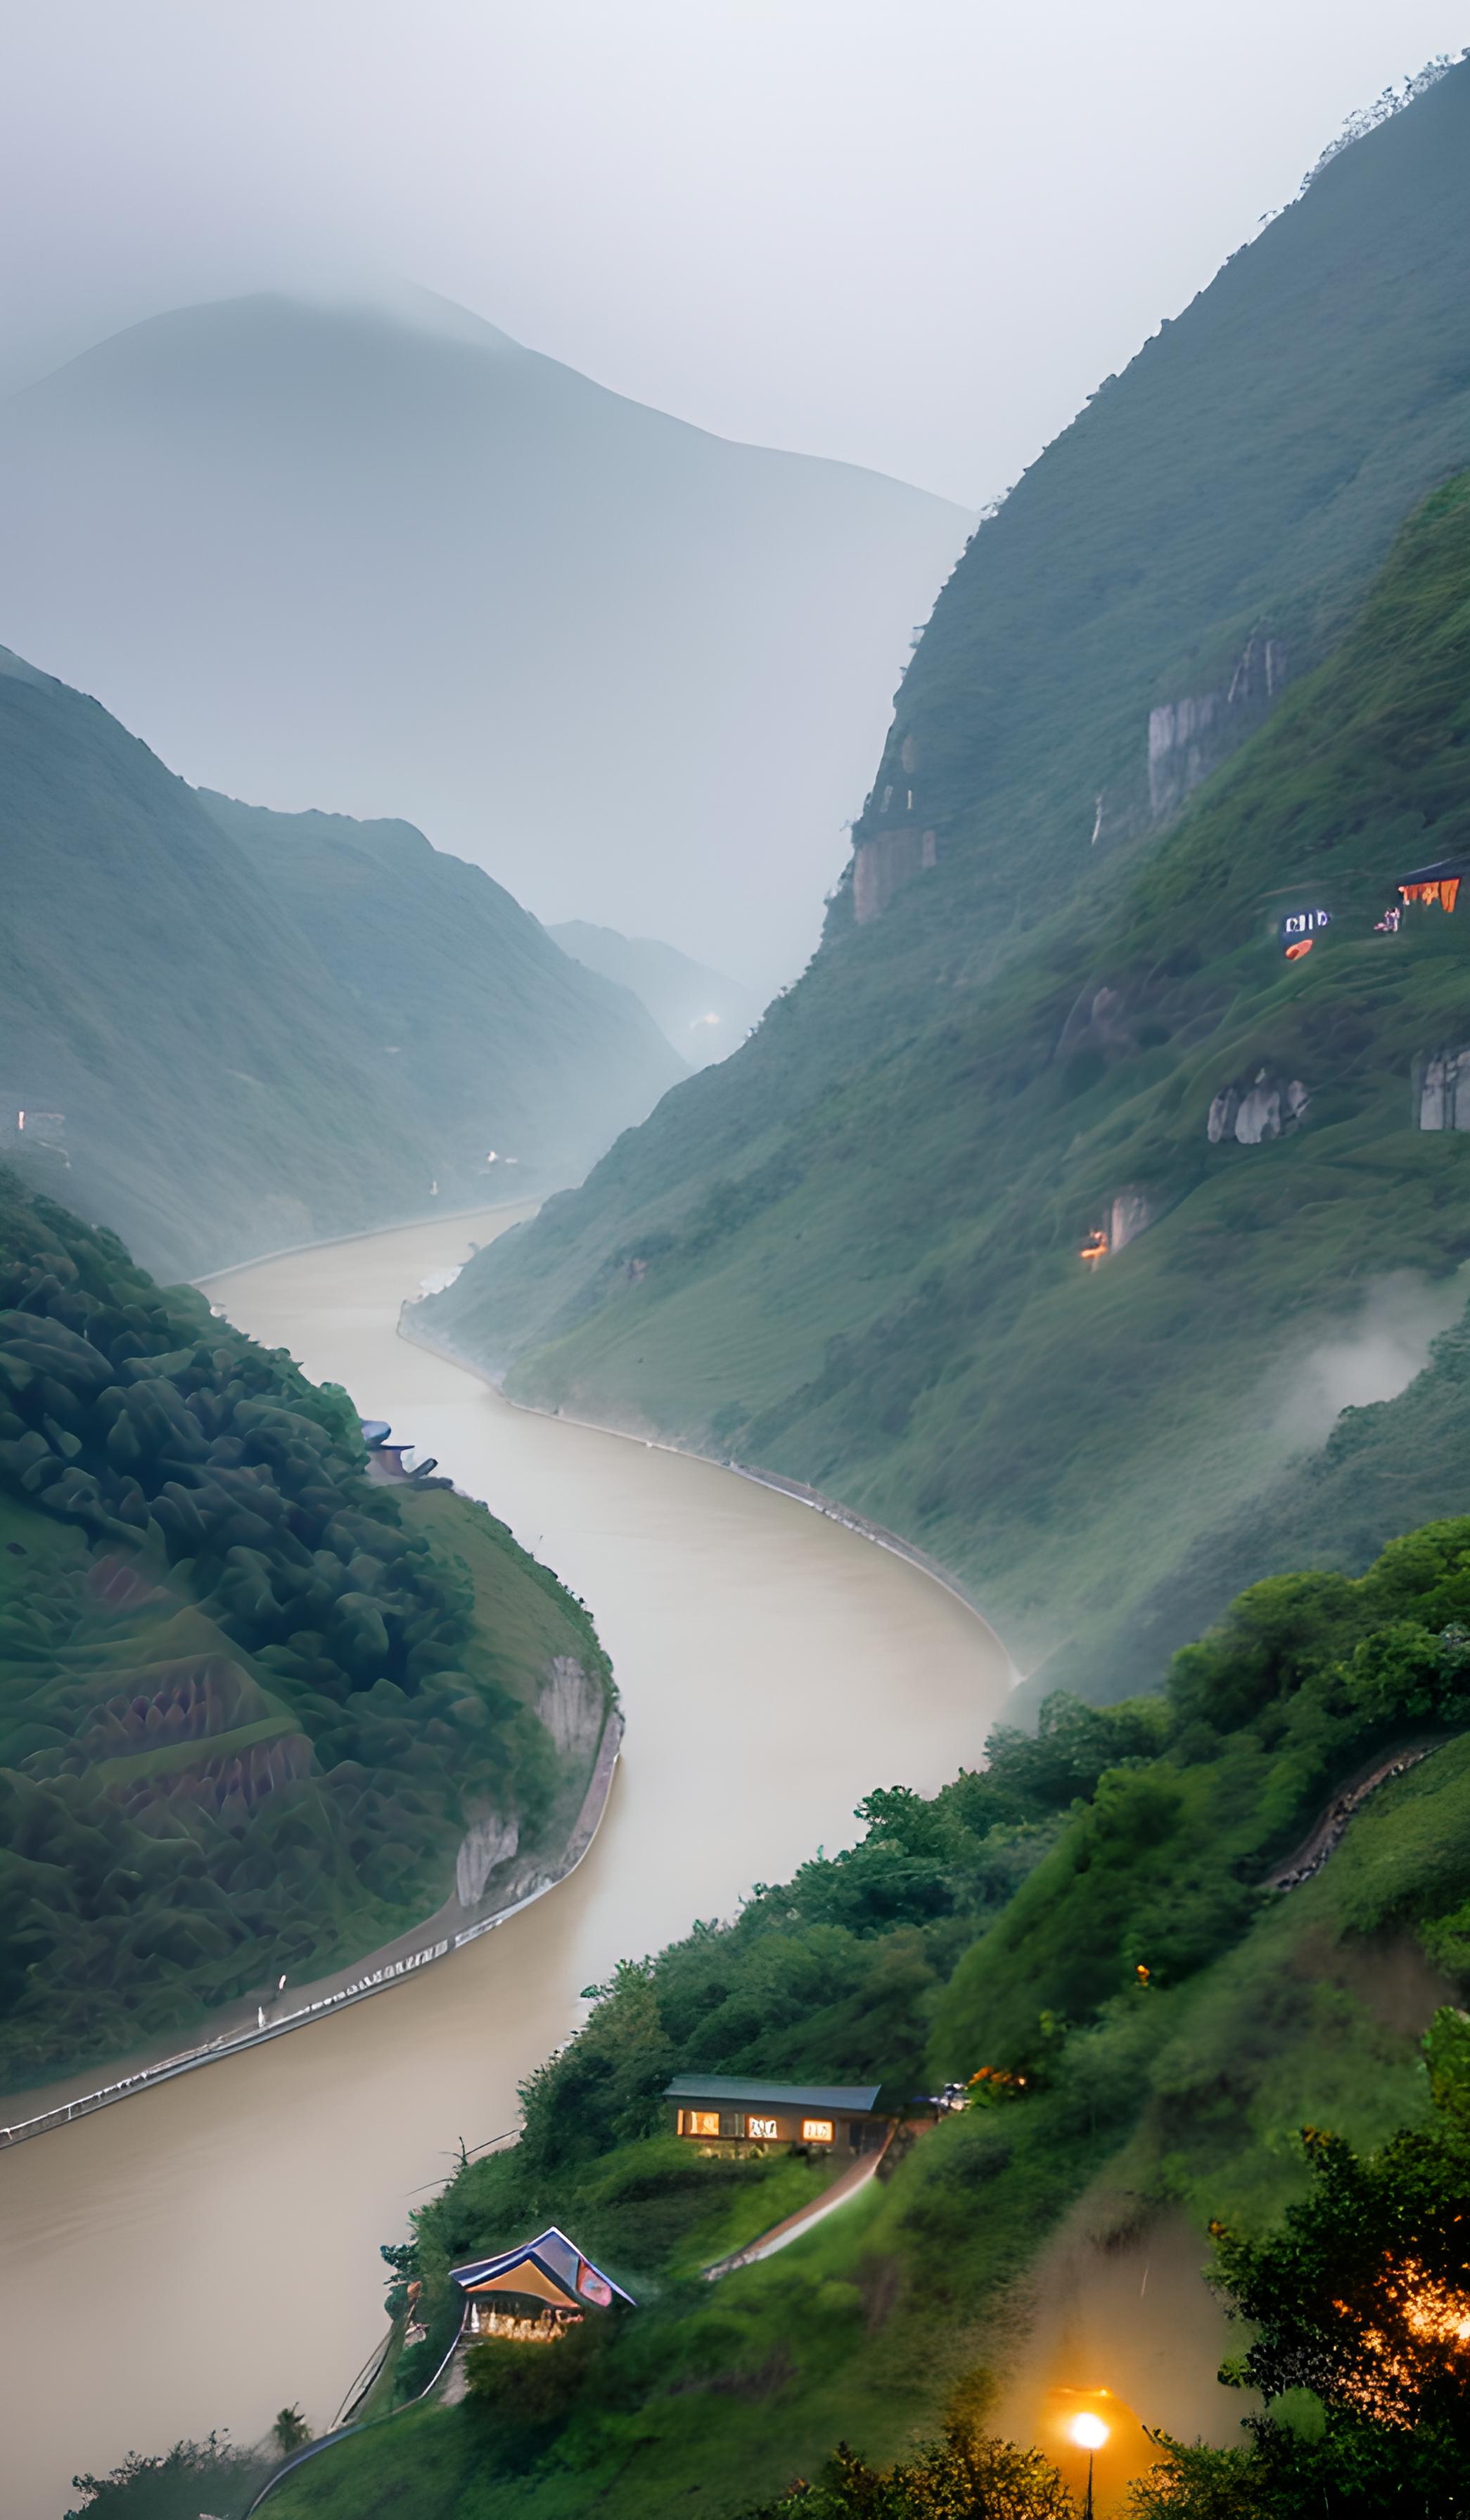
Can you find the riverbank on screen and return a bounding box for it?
[3,1209,1009,2520]
[397,1309,1022,1683]
[0,1706,624,2149]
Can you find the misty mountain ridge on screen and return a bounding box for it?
[547,921,761,1069]
[0,648,679,1279]
[428,60,1470,1687]
[0,287,970,988]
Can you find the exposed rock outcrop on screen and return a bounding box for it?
[455,1810,520,1908]
[1108,1187,1153,1253]
[536,1656,606,1759]
[1149,636,1285,818]
[1414,1048,1470,1130]
[1207,1070,1309,1145]
[853,826,938,925]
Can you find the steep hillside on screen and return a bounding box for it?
[257,1521,1470,2520]
[0,655,677,1278]
[200,797,682,1186]
[0,1171,613,2092]
[0,289,969,985]
[548,922,760,1069]
[429,68,1470,1677]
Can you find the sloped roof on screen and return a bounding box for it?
[1400,857,1470,884]
[449,2223,634,2310]
[665,2075,882,2113]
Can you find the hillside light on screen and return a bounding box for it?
[1070,2410,1109,2519]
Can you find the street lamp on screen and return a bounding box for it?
[1070,2411,1109,2519]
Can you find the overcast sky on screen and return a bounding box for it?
[2,1,1466,506]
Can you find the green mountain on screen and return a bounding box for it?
[200,796,683,1189]
[0,652,678,1280]
[255,1517,1470,2520]
[547,921,762,1069]
[0,288,970,986]
[0,1169,614,2093]
[427,64,1470,1685]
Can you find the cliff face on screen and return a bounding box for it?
[426,69,1470,1683]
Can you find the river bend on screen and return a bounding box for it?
[3,1208,1010,2519]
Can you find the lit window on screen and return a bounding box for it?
[686,2110,720,2137]
[801,2119,834,2143]
[747,2116,779,2140]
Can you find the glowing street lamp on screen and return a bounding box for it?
[1070,2411,1109,2519]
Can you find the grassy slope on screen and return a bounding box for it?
[428,68,1470,1680]
[268,1525,1470,2520]
[200,795,683,1187]
[0,654,428,1278]
[0,656,679,1283]
[435,465,1470,1673]
[0,1172,612,2091]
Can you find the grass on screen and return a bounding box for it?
[264,1522,1470,2517]
[435,459,1470,1690]
[0,1171,614,2090]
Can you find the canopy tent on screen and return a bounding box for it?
[450,2225,634,2315]
[1399,857,1470,915]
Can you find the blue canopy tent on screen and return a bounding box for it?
[450,2226,634,2340]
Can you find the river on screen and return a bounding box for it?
[4,1207,1011,2520]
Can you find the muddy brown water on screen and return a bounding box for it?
[4,1207,1012,2519]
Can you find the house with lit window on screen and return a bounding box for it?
[450,2226,634,2344]
[667,2076,885,2155]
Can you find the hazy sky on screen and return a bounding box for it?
[4,1,1466,505]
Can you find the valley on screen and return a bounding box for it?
[0,1206,1007,2520]
[8,32,1470,2520]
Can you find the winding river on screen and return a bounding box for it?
[4,1207,1011,2520]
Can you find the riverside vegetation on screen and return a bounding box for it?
[0,1169,613,2092]
[98,1512,1466,2520]
[428,59,1470,1702]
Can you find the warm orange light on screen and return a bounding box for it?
[1400,878,1462,914]
[1070,2412,1110,2452]
[1283,938,1314,961]
[1080,1232,1108,1266]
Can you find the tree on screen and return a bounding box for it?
[1126,2010,1470,2516]
[745,2428,1075,2516]
[1209,2008,1470,2438]
[270,2405,312,2454]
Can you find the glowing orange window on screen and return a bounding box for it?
[802,2119,835,2142]
[686,2110,720,2137]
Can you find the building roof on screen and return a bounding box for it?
[665,2075,882,2114]
[449,2224,634,2310]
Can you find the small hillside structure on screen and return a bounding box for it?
[450,2226,634,2344]
[667,2075,885,2154]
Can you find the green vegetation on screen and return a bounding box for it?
[0,648,677,1281]
[65,2434,274,2520]
[0,1169,611,2090]
[430,61,1470,1691]
[253,1519,1470,2520]
[748,2016,1470,2514]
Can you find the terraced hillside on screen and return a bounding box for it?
[428,65,1470,1685]
[0,1171,613,2092]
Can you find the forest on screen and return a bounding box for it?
[0,1169,612,2088]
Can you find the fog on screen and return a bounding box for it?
[3,2,1466,506]
[2,5,1466,972]
[1273,1268,1470,1451]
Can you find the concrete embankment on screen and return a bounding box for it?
[0,1708,623,2149]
